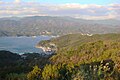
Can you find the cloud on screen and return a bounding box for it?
[0,2,119,20]
[14,0,21,3]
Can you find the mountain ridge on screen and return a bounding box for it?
[0,16,120,36]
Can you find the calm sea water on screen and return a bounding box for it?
[0,36,52,54]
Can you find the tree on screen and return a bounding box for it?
[42,64,59,80]
[27,65,41,80]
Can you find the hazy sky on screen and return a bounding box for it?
[0,0,120,20]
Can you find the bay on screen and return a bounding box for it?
[0,36,52,54]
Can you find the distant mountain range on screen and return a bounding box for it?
[0,16,120,36]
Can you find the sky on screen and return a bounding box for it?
[0,0,120,20]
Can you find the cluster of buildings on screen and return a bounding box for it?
[36,43,57,55]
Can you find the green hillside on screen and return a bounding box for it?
[36,33,120,80]
[0,33,120,80]
[38,33,120,50]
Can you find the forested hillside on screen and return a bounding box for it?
[38,33,120,50]
[35,33,120,80]
[0,33,120,80]
[0,51,51,80]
